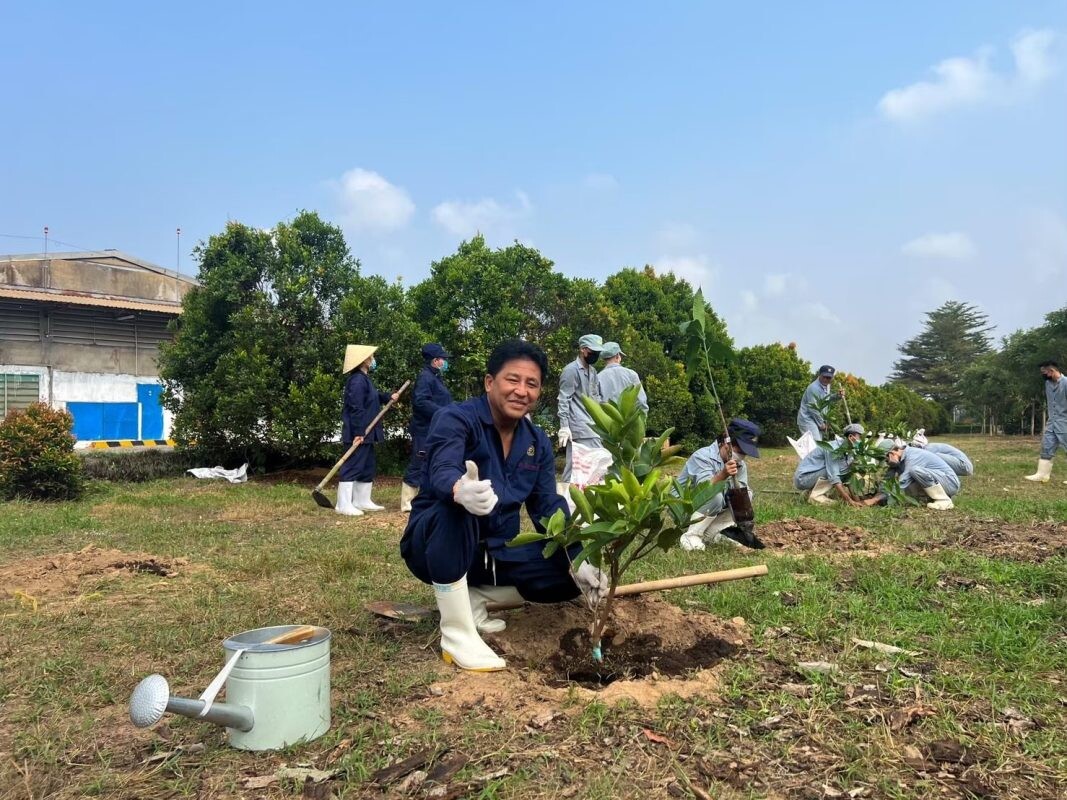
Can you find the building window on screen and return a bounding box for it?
[1,373,40,416]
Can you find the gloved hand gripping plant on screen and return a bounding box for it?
[508,384,726,663]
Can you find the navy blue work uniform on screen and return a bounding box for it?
[402,364,453,487]
[400,395,577,602]
[340,370,391,482]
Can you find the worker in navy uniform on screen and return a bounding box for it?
[338,344,399,516]
[401,343,454,513]
[400,340,609,672]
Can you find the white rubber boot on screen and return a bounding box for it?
[435,577,506,671]
[923,483,955,510]
[807,477,836,505]
[469,585,524,633]
[705,510,742,547]
[679,512,710,551]
[400,483,418,513]
[335,482,363,516]
[354,482,385,511]
[1024,459,1052,483]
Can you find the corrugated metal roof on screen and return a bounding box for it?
[0,287,183,315]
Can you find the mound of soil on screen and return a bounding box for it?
[757,516,882,553]
[911,519,1067,563]
[410,595,747,714]
[0,544,190,603]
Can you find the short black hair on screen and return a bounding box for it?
[1040,360,1059,370]
[486,339,549,381]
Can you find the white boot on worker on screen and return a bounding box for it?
[1024,459,1053,483]
[680,510,739,550]
[353,482,385,511]
[400,483,418,513]
[469,584,524,633]
[923,483,955,510]
[434,577,506,671]
[335,482,363,516]
[807,477,836,505]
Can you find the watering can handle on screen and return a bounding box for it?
[266,625,317,645]
[197,626,319,717]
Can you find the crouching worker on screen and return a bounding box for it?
[865,443,959,510]
[793,423,866,507]
[909,431,974,477]
[677,418,763,550]
[400,340,609,672]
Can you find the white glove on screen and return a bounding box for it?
[558,427,571,449]
[453,460,498,516]
[573,561,609,608]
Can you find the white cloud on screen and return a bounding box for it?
[801,302,841,325]
[658,222,701,251]
[1024,208,1067,282]
[901,231,977,261]
[1013,29,1057,84]
[431,191,532,239]
[878,28,1058,122]
[655,254,720,294]
[764,273,789,296]
[582,173,619,192]
[741,290,758,311]
[332,168,415,233]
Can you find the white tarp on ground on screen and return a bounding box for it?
[186,464,248,483]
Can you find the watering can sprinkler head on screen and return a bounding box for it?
[129,673,254,732]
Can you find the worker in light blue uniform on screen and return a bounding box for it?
[597,341,648,412]
[401,340,608,672]
[797,364,844,441]
[677,419,762,550]
[1025,360,1067,483]
[925,443,974,477]
[869,444,959,510]
[401,343,454,513]
[793,423,866,506]
[337,344,399,516]
[557,333,604,485]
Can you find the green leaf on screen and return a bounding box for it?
[507,531,547,547]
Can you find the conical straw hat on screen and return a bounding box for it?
[343,344,378,374]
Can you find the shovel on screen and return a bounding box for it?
[312,380,411,508]
[366,565,769,621]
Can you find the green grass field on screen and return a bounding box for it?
[1,436,1064,799]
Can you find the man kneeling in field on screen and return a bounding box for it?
[677,418,764,551]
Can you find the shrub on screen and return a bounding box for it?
[0,403,85,500]
[80,449,199,482]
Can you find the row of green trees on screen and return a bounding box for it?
[158,212,943,468]
[890,300,1067,434]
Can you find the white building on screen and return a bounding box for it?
[0,251,195,442]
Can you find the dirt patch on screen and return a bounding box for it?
[908,519,1067,563]
[407,595,746,717]
[757,516,885,554]
[0,544,194,606]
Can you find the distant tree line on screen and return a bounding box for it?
[891,300,1067,435]
[158,212,944,469]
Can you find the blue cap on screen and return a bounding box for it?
[727,418,761,458]
[600,341,625,358]
[421,343,451,360]
[818,365,835,377]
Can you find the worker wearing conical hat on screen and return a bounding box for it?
[338,344,399,516]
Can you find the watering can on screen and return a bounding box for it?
[129,624,331,751]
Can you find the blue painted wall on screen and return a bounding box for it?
[67,383,165,441]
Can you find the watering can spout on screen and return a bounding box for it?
[130,674,254,732]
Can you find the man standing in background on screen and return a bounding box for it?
[797,364,844,441]
[597,341,648,412]
[557,334,604,488]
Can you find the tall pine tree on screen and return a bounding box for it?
[892,301,993,412]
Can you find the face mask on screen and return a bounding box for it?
[369,359,378,371]
[584,351,601,365]
[439,360,449,373]
[1044,373,1056,381]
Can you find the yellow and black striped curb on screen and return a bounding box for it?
[88,439,177,449]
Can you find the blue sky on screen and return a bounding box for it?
[2,2,1065,381]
